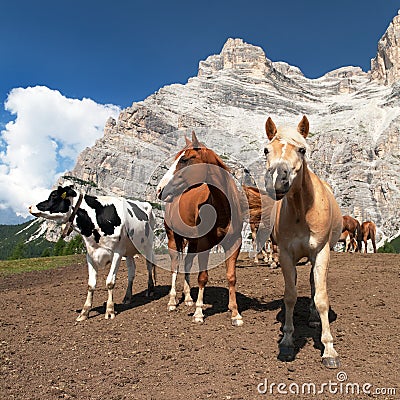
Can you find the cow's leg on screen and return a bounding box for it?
[77,255,97,322]
[146,259,155,297]
[123,256,136,304]
[183,251,195,306]
[313,243,340,368]
[105,253,122,320]
[278,250,297,361]
[167,248,179,311]
[193,251,209,324]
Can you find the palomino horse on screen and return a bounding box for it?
[242,185,279,267]
[156,132,244,326]
[342,215,362,251]
[361,221,377,253]
[263,115,342,368]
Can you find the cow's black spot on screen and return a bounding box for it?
[76,209,95,237]
[127,208,133,217]
[128,202,148,221]
[145,223,149,237]
[85,195,121,235]
[141,238,144,243]
[93,229,101,243]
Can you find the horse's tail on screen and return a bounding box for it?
[356,220,363,250]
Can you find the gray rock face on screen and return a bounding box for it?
[371,11,400,85]
[55,14,400,247]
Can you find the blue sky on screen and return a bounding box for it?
[0,0,399,223]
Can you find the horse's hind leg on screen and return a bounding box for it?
[371,231,377,253]
[308,266,320,328]
[313,243,340,368]
[225,245,244,327]
[193,251,209,324]
[183,251,195,306]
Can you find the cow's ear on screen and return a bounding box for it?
[65,186,77,198]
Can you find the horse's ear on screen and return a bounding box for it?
[297,115,309,138]
[192,131,200,149]
[265,117,277,140]
[184,134,191,146]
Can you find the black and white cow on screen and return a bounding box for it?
[29,186,156,322]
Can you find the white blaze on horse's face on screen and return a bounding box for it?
[156,153,183,201]
[264,116,309,200]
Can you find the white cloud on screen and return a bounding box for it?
[0,86,120,218]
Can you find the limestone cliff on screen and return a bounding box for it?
[52,12,400,247]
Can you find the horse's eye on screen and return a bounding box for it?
[264,148,269,156]
[299,147,306,155]
[179,157,188,164]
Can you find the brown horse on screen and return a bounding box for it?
[342,215,362,251]
[242,185,279,267]
[361,221,377,253]
[263,115,342,368]
[338,230,358,252]
[156,132,244,326]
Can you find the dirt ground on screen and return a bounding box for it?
[0,252,399,400]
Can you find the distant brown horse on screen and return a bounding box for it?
[263,115,342,368]
[338,230,358,252]
[361,221,377,253]
[242,185,279,267]
[342,215,362,251]
[156,132,244,326]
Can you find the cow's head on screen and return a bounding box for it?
[29,186,77,222]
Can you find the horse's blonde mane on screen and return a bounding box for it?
[272,126,309,151]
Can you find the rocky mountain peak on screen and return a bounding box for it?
[371,10,400,85]
[198,38,272,78]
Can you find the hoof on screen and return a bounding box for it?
[167,304,176,312]
[278,346,295,362]
[231,317,244,327]
[192,316,204,324]
[146,289,155,298]
[322,357,341,369]
[76,314,88,322]
[105,312,115,320]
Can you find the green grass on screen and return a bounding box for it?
[0,254,86,275]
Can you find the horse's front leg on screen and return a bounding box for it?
[105,253,122,319]
[167,248,179,311]
[193,251,209,324]
[313,243,340,368]
[278,251,297,361]
[76,255,98,322]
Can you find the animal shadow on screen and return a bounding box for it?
[186,286,281,319]
[273,296,337,361]
[76,285,170,319]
